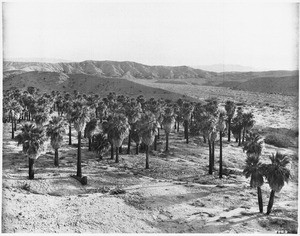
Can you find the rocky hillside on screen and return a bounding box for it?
[4,61,216,80]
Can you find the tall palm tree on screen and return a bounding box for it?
[162,107,175,152]
[217,110,226,178]
[71,102,90,178]
[46,116,66,167]
[243,156,265,213]
[136,112,158,169]
[264,152,290,215]
[15,123,47,179]
[225,100,236,142]
[7,100,23,139]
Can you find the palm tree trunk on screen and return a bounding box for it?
[242,127,246,144]
[238,130,242,146]
[219,131,223,179]
[119,146,123,154]
[212,141,215,170]
[203,135,206,143]
[29,158,35,179]
[174,122,176,130]
[227,118,231,142]
[127,130,131,154]
[184,120,189,144]
[266,190,275,215]
[166,132,169,151]
[154,135,157,151]
[136,143,139,155]
[77,131,82,177]
[177,121,179,132]
[88,137,92,151]
[208,140,212,174]
[11,119,14,139]
[115,147,119,163]
[145,145,149,169]
[157,128,160,140]
[68,124,72,145]
[110,142,114,159]
[257,187,263,213]
[54,148,59,167]
[14,120,17,131]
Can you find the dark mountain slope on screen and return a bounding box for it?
[3,71,196,101]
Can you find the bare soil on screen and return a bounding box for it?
[2,109,298,233]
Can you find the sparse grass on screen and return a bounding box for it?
[264,133,292,148]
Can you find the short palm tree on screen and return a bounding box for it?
[108,114,130,163]
[243,156,265,213]
[91,132,110,160]
[84,118,100,151]
[131,124,142,154]
[46,116,66,167]
[162,107,175,152]
[15,123,47,179]
[136,112,158,169]
[264,152,290,215]
[225,100,236,142]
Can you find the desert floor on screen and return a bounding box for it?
[2,84,298,233]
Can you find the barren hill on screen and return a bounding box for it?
[216,76,299,96]
[3,71,195,101]
[3,61,215,80]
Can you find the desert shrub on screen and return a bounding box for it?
[264,133,291,148]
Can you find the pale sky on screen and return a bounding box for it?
[3,1,299,70]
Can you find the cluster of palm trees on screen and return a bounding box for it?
[3,87,291,214]
[243,133,291,215]
[3,88,257,179]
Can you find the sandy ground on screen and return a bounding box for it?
[2,108,298,233]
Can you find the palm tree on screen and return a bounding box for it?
[125,100,142,154]
[7,100,23,139]
[131,124,142,154]
[162,107,175,152]
[243,132,263,158]
[104,114,130,163]
[71,102,90,179]
[182,102,194,144]
[241,112,255,144]
[46,116,66,167]
[91,132,110,160]
[15,123,47,179]
[232,113,243,146]
[243,156,265,213]
[84,118,100,151]
[225,100,236,142]
[217,110,226,178]
[34,112,50,127]
[63,100,74,145]
[264,152,290,215]
[136,112,158,169]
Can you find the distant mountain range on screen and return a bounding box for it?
[3,60,298,96]
[193,64,255,72]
